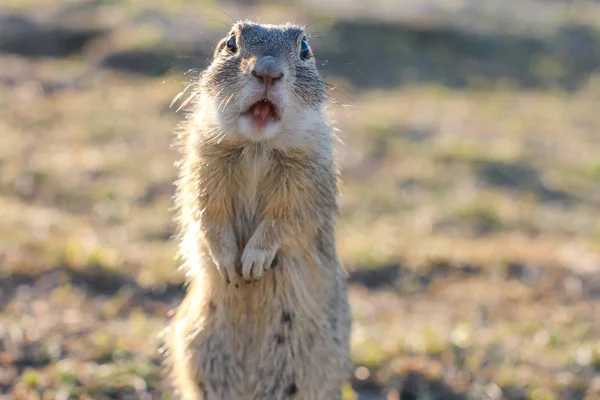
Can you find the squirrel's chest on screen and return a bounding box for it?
[238,152,268,202]
[232,149,271,240]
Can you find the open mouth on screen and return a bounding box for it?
[244,99,280,127]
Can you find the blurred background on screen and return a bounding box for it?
[1,0,600,399]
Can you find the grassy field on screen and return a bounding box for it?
[1,1,600,399]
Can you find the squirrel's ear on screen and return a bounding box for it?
[213,37,227,59]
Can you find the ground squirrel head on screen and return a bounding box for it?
[198,21,326,144]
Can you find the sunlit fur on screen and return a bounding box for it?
[164,21,352,400]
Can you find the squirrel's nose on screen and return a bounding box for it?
[251,56,284,87]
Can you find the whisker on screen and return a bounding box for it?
[235,3,244,21]
[170,82,195,108]
[338,103,353,115]
[222,93,235,111]
[212,86,227,106]
[214,132,228,144]
[177,90,199,113]
[164,60,187,76]
[183,69,199,76]
[170,91,185,108]
[305,18,334,31]
[205,127,228,144]
[214,86,227,98]
[204,18,233,31]
[207,6,237,24]
[216,92,231,114]
[204,87,227,115]
[326,83,356,106]
[307,31,328,38]
[186,102,203,121]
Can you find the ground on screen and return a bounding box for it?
[1,1,600,399]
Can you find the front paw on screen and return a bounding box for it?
[241,244,278,281]
[212,252,239,284]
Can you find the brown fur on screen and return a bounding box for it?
[164,21,352,400]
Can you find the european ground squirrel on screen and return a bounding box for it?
[165,21,352,400]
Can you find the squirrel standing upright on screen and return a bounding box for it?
[165,21,352,400]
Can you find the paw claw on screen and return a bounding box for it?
[213,253,239,285]
[270,253,278,268]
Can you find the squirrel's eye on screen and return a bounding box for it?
[226,35,237,54]
[300,37,311,60]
